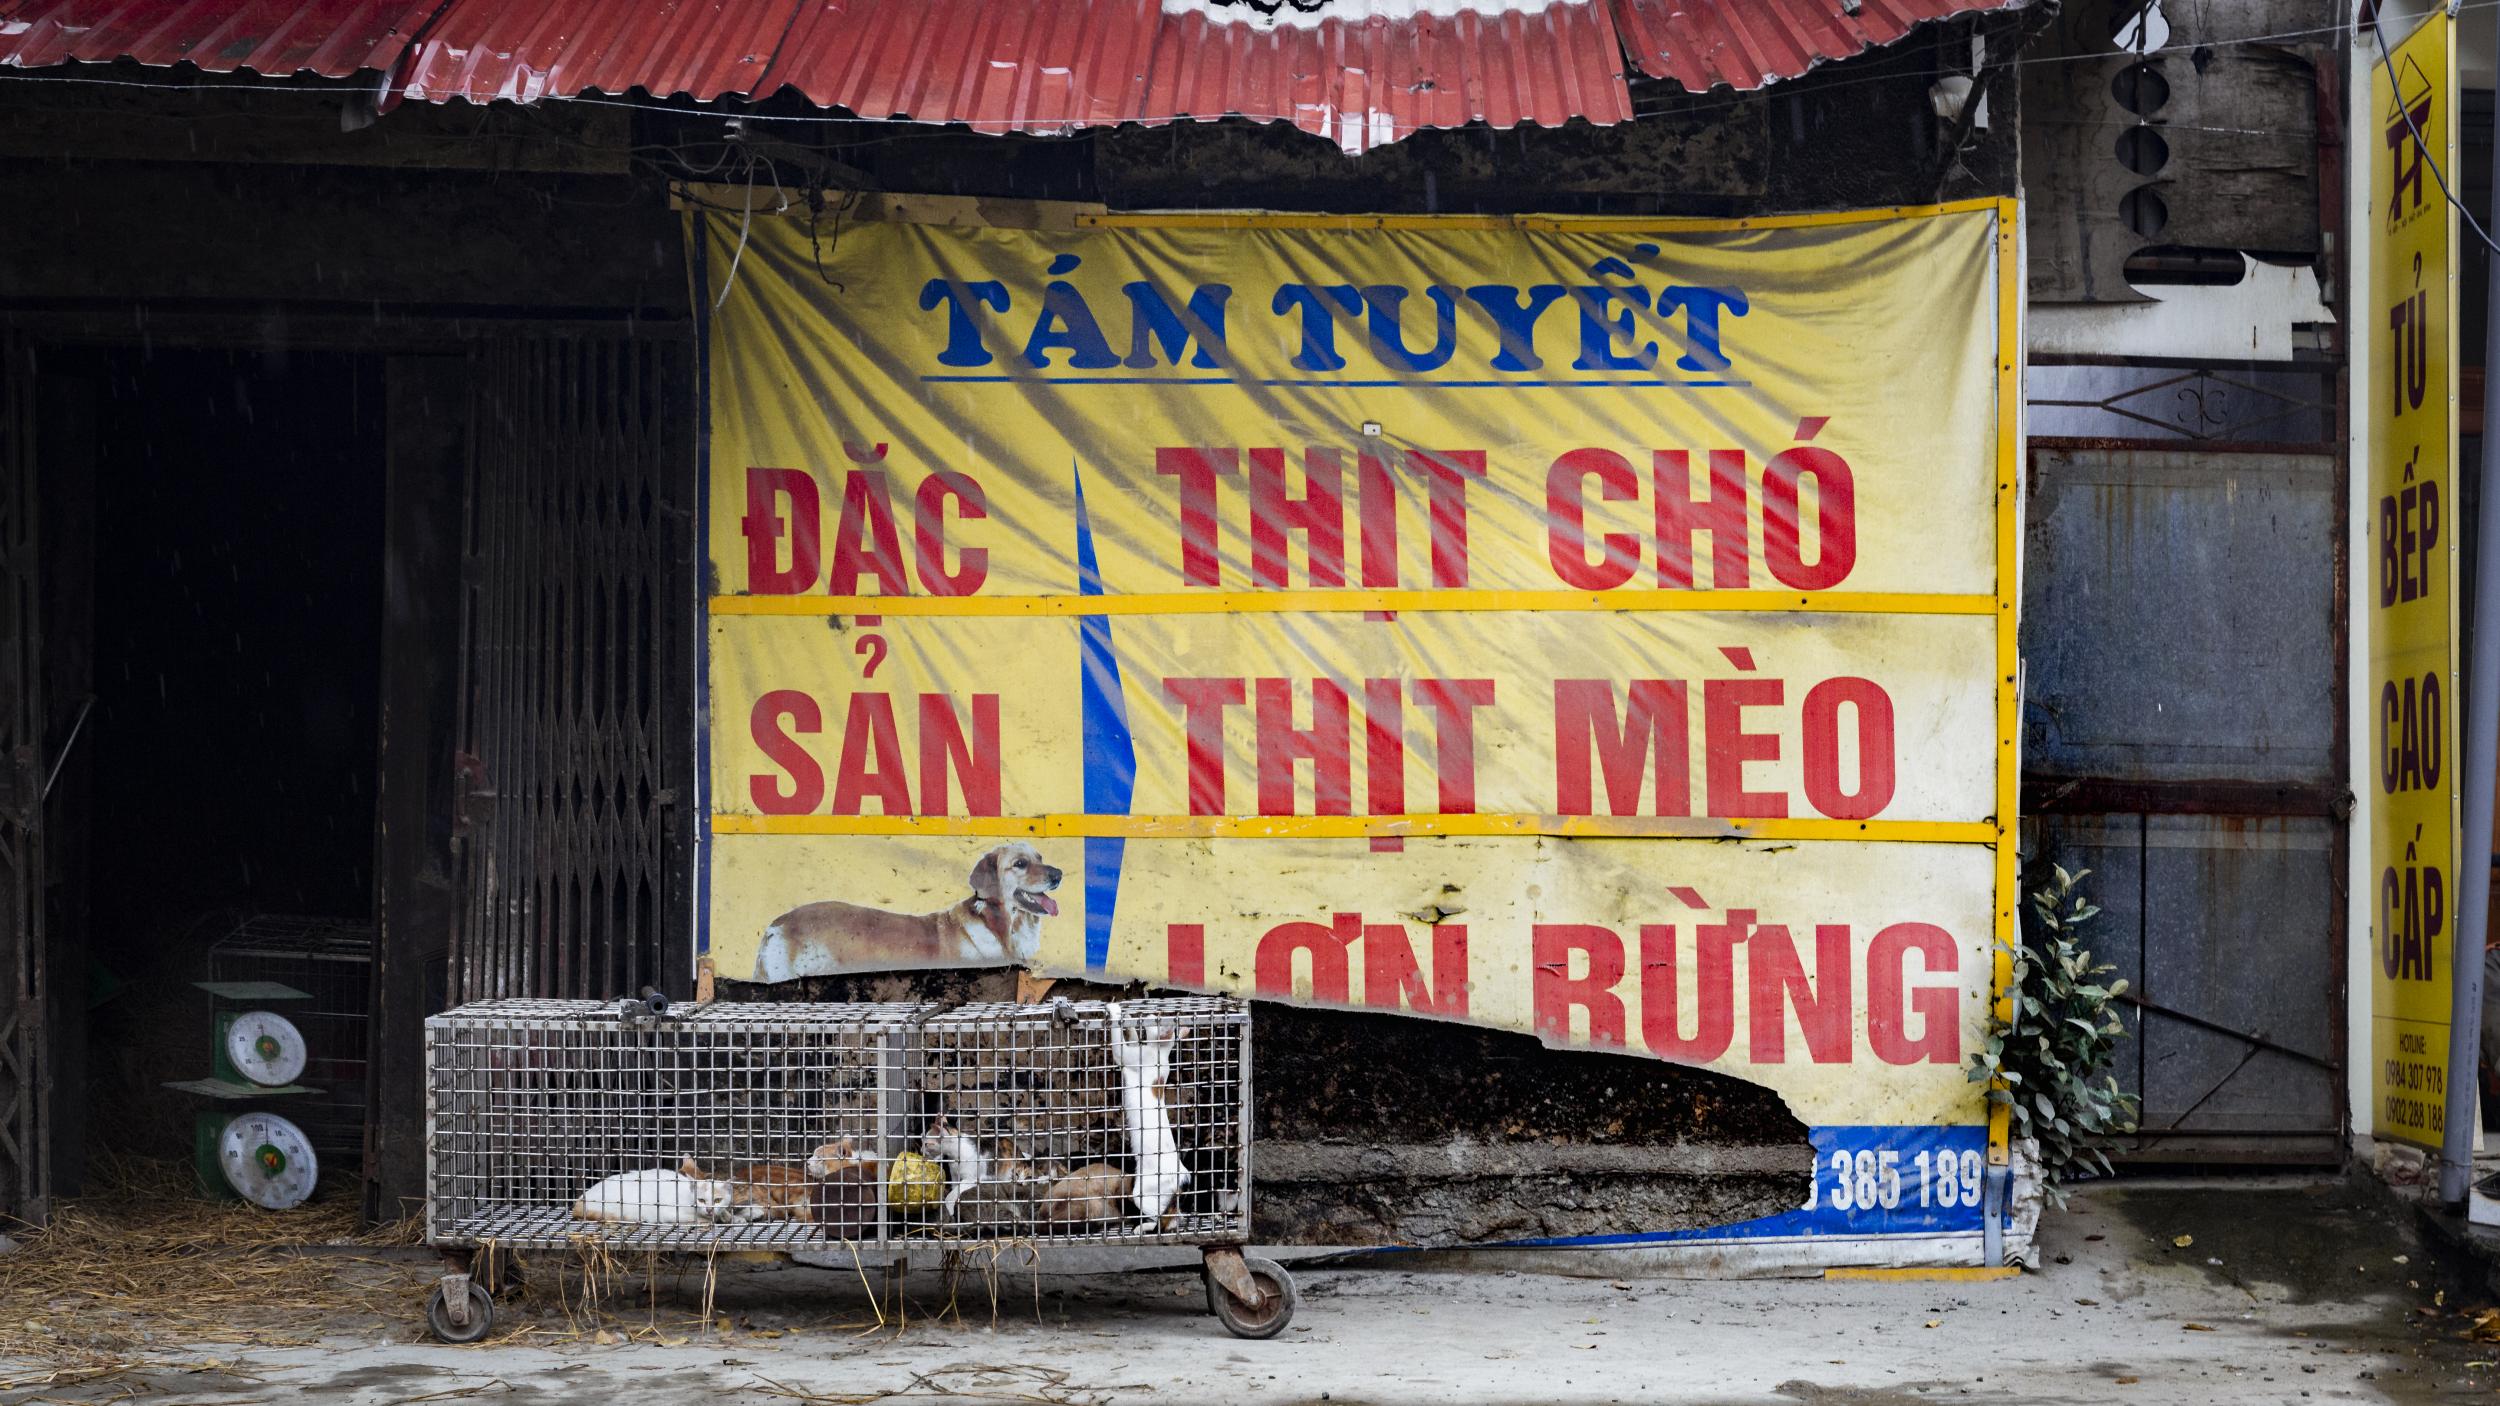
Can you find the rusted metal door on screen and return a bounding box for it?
[450,337,697,1004]
[2022,399,2345,1161]
[0,337,47,1224]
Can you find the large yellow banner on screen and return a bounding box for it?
[2368,11,2460,1148]
[697,202,2018,1135]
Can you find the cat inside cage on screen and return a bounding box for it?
[426,998,1249,1249]
[902,1005,1244,1240]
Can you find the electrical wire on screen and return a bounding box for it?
[490,6,2500,127]
[805,186,863,293]
[0,0,2496,239]
[0,4,2487,133]
[1623,8,2461,121]
[711,138,765,310]
[2021,117,2331,138]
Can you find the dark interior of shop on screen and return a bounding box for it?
[48,345,385,1189]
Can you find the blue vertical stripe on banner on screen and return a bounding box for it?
[1073,463,1134,971]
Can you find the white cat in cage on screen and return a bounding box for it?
[1109,1007,1190,1228]
[570,1166,737,1224]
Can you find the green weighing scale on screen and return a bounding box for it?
[162,980,322,1209]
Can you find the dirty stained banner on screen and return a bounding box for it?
[2366,8,2460,1150]
[696,202,2018,1198]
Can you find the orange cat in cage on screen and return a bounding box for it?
[682,1141,859,1223]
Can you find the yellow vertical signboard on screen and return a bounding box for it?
[2368,9,2459,1148]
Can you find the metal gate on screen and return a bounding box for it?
[0,336,46,1224]
[2022,361,2345,1161]
[450,337,697,1005]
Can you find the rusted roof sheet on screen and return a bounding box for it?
[1612,0,2026,94]
[0,0,2035,149]
[0,0,429,77]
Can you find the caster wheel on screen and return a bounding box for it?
[1204,1255,1297,1340]
[425,1280,495,1344]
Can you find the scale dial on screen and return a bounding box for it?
[225,1010,308,1087]
[218,1112,318,1210]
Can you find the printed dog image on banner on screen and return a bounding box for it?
[749,840,1064,980]
[693,201,2021,1193]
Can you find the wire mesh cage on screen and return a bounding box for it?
[208,914,374,1165]
[424,996,1252,1254]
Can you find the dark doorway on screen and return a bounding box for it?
[57,344,385,1184]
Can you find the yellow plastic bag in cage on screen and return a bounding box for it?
[887,1151,942,1210]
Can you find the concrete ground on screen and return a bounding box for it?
[6,1175,2498,1405]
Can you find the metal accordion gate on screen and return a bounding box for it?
[451,336,698,1005]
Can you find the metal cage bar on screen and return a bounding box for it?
[209,915,373,1165]
[449,336,695,1007]
[424,997,1253,1252]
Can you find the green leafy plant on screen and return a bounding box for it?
[1967,862,2139,1207]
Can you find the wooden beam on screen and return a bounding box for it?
[0,80,632,173]
[674,184,1106,230]
[0,162,688,313]
[365,354,469,1226]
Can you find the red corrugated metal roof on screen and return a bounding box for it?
[0,0,2035,149]
[1612,0,2024,94]
[389,0,1638,151]
[0,0,428,77]
[389,0,799,106]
